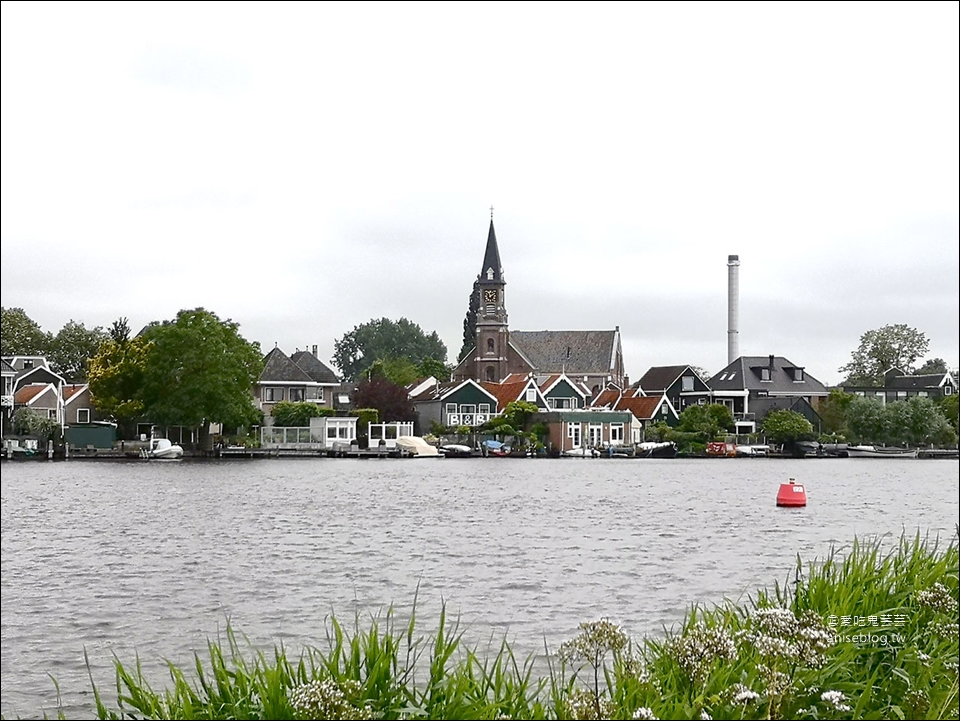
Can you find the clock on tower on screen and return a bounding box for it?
[483,289,497,305]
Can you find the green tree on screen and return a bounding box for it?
[676,403,734,441]
[915,358,948,375]
[270,401,327,427]
[458,285,480,363]
[883,397,957,447]
[47,319,108,382]
[333,317,447,382]
[846,395,886,444]
[818,388,855,437]
[839,324,930,385]
[139,308,263,438]
[368,357,420,387]
[87,330,151,439]
[761,409,815,448]
[11,407,60,441]
[418,357,451,383]
[939,393,959,436]
[1,307,51,356]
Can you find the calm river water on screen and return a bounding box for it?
[1,457,958,718]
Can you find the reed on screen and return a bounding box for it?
[26,530,958,720]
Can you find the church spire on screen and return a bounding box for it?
[480,216,503,283]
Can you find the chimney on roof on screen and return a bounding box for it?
[769,354,775,369]
[312,345,318,358]
[727,254,740,364]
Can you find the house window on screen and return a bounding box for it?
[525,388,536,402]
[77,408,90,423]
[945,386,953,395]
[486,338,495,354]
[918,391,928,397]
[897,391,907,400]
[289,388,304,402]
[567,422,581,446]
[460,404,476,415]
[445,403,457,415]
[793,368,804,381]
[478,403,490,414]
[610,423,624,443]
[264,387,283,402]
[757,391,768,398]
[760,368,771,381]
[23,359,34,369]
[681,376,694,392]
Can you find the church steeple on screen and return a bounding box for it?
[474,211,509,383]
[480,217,503,283]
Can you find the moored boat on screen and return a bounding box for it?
[395,436,440,458]
[141,437,184,460]
[846,445,918,459]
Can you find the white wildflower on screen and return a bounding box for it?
[632,707,659,720]
[820,690,852,712]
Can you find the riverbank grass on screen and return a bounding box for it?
[52,531,960,719]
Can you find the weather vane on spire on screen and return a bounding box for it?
[490,205,494,220]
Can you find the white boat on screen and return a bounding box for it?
[141,437,184,459]
[563,446,600,458]
[736,444,770,457]
[846,445,918,459]
[439,444,474,458]
[395,436,440,458]
[637,441,679,458]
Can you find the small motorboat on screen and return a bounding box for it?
[846,445,918,459]
[637,441,678,458]
[141,437,184,460]
[563,446,600,458]
[395,436,440,458]
[439,444,474,458]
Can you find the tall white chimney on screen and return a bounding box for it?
[727,254,740,364]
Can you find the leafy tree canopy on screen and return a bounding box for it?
[351,377,415,422]
[47,320,108,382]
[915,358,948,375]
[333,317,447,382]
[271,401,326,427]
[1,307,51,356]
[839,324,930,386]
[139,308,263,429]
[676,403,735,440]
[87,328,151,437]
[760,409,815,445]
[818,388,855,437]
[939,394,959,436]
[12,407,60,441]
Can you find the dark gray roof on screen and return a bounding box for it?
[479,219,503,283]
[710,355,828,395]
[886,373,949,390]
[510,330,618,375]
[290,350,340,384]
[636,365,694,393]
[259,347,313,383]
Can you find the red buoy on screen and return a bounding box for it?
[777,478,807,507]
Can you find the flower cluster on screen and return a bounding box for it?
[740,607,833,668]
[631,706,659,720]
[728,682,761,704]
[564,688,617,720]
[915,581,959,615]
[287,678,373,720]
[820,690,852,712]
[667,623,737,683]
[558,618,629,666]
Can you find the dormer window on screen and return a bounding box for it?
[486,268,494,280]
[760,368,771,382]
[793,368,804,382]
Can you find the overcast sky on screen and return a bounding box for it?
[2,1,957,386]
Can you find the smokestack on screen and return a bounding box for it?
[727,254,740,364]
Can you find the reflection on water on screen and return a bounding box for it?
[2,457,957,718]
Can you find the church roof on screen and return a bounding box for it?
[479,219,503,283]
[510,330,619,375]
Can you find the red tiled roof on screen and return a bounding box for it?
[615,396,663,420]
[480,379,530,412]
[62,384,87,401]
[14,384,53,405]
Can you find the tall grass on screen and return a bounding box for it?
[27,530,959,720]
